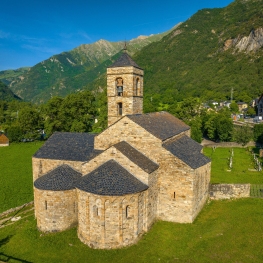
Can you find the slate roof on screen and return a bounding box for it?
[76,160,148,196]
[33,132,102,162]
[108,52,142,69]
[34,164,82,191]
[127,111,190,141]
[163,135,210,169]
[114,141,159,173]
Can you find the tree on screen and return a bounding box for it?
[203,111,233,141]
[230,102,239,113]
[175,97,201,122]
[17,106,42,139]
[233,125,253,145]
[190,117,203,143]
[246,107,256,116]
[6,125,23,142]
[254,124,263,143]
[216,116,233,141]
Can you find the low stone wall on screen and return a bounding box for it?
[0,201,33,218]
[209,184,250,200]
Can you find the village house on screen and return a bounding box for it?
[32,51,211,249]
[0,133,9,147]
[237,102,248,112]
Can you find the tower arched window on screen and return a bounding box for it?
[135,78,140,96]
[117,102,123,116]
[116,78,123,96]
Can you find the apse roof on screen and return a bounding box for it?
[76,160,148,196]
[127,111,190,141]
[108,52,142,69]
[114,141,159,173]
[163,135,210,169]
[33,132,102,162]
[34,164,82,191]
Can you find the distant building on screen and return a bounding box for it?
[237,102,248,112]
[0,133,9,147]
[257,94,263,117]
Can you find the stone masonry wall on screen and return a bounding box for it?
[81,145,158,232]
[210,184,250,200]
[34,188,78,232]
[77,190,147,249]
[32,157,83,182]
[95,117,198,223]
[107,66,143,126]
[192,163,211,221]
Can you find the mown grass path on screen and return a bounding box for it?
[0,142,43,213]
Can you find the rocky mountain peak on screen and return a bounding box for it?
[224,27,263,52]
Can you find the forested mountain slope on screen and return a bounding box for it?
[0,81,21,102]
[132,0,263,111]
[5,29,174,104]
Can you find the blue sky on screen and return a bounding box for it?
[0,0,233,71]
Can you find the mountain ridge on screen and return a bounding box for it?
[1,27,176,103]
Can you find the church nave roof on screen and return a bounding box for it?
[33,132,102,162]
[163,135,210,169]
[127,111,190,141]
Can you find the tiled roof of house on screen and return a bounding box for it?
[114,141,159,173]
[34,164,82,191]
[127,111,190,141]
[76,160,148,196]
[108,52,142,69]
[0,134,9,144]
[163,135,210,169]
[33,132,102,162]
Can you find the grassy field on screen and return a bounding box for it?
[0,142,43,213]
[0,198,263,263]
[1,144,263,262]
[203,147,263,184]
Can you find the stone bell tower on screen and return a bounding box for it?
[107,49,144,126]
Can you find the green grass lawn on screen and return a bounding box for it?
[0,198,263,263]
[203,147,263,184]
[0,142,43,213]
[1,144,263,262]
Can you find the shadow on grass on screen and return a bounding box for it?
[0,236,32,263]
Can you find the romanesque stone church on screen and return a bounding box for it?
[32,51,211,249]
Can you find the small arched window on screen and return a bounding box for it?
[135,78,140,96]
[117,102,123,116]
[126,205,130,219]
[93,205,99,217]
[116,78,123,96]
[45,201,47,210]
